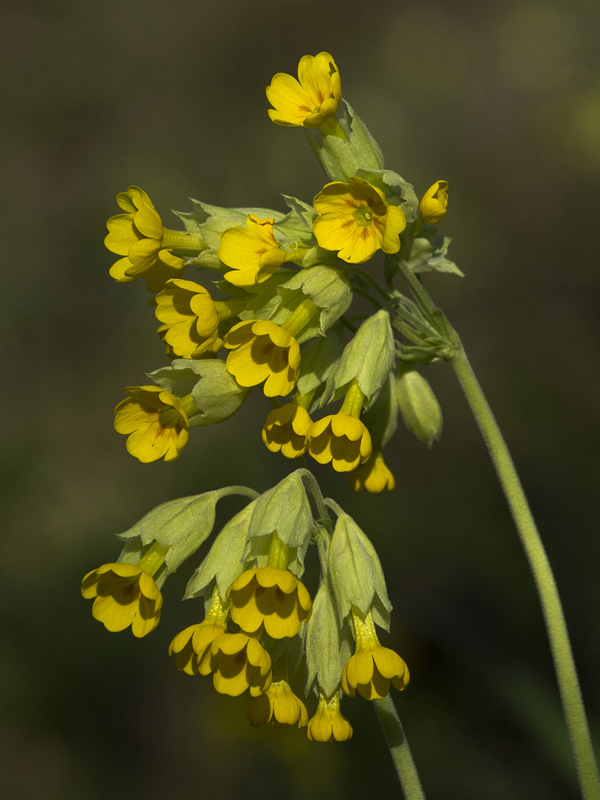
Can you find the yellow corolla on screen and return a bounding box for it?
[266,52,342,128]
[208,632,272,697]
[247,679,308,728]
[418,180,449,225]
[114,385,190,463]
[227,566,312,639]
[81,562,162,638]
[262,402,313,459]
[349,449,395,493]
[313,177,406,264]
[219,215,287,288]
[155,279,220,358]
[306,689,353,742]
[168,620,228,675]
[308,412,372,472]
[342,608,409,701]
[224,320,301,398]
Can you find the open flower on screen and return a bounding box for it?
[81,563,162,638]
[224,320,301,398]
[105,185,184,288]
[227,566,312,639]
[219,215,287,288]
[308,412,372,472]
[248,679,308,728]
[209,632,272,697]
[418,180,449,225]
[349,449,395,493]
[169,620,227,675]
[313,177,406,263]
[262,402,313,459]
[266,52,341,128]
[114,385,189,463]
[342,608,409,701]
[306,690,353,742]
[155,279,220,358]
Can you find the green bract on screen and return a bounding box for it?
[305,579,353,698]
[397,365,443,448]
[402,227,463,277]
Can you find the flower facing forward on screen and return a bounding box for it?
[114,385,190,463]
[349,449,395,493]
[341,608,409,701]
[81,563,163,638]
[266,52,342,128]
[308,412,372,472]
[155,279,221,358]
[418,180,449,225]
[219,215,287,287]
[262,402,313,459]
[105,185,185,288]
[313,177,406,263]
[306,690,353,742]
[227,566,312,639]
[247,679,308,728]
[169,620,228,675]
[208,632,272,697]
[224,320,301,398]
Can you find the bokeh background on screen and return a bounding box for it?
[2,0,600,798]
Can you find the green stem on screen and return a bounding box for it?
[373,696,426,800]
[453,345,600,800]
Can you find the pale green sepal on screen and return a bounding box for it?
[305,100,383,183]
[305,579,353,698]
[397,365,443,448]
[116,490,228,575]
[279,266,351,340]
[361,371,398,448]
[185,250,227,271]
[177,201,284,251]
[297,326,345,401]
[403,228,463,277]
[355,168,419,226]
[273,195,317,247]
[330,310,395,410]
[328,511,392,630]
[299,244,340,269]
[184,499,257,600]
[238,269,296,321]
[245,472,313,573]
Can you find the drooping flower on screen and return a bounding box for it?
[219,215,287,288]
[169,620,228,675]
[224,320,301,398]
[81,562,163,638]
[114,385,190,463]
[341,608,409,701]
[306,689,353,742]
[348,449,395,493]
[262,402,313,459]
[313,177,406,263]
[209,632,272,697]
[155,279,221,358]
[247,679,308,728]
[266,52,342,128]
[418,180,449,225]
[227,566,312,639]
[308,412,372,472]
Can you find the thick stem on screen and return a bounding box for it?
[373,696,426,800]
[453,345,600,800]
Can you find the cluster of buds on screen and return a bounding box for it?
[106,52,457,492]
[82,472,408,741]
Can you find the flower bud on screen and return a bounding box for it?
[396,365,443,448]
[418,180,449,225]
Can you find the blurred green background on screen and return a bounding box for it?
[2,0,599,798]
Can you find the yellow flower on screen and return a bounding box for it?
[219,215,287,288]
[209,632,272,697]
[341,608,409,701]
[169,620,227,675]
[114,385,190,463]
[155,279,220,358]
[227,566,312,639]
[306,690,353,742]
[262,402,313,459]
[349,449,395,493]
[105,185,185,289]
[308,412,372,472]
[224,320,301,398]
[418,180,449,225]
[313,177,406,263]
[248,679,308,728]
[266,52,342,128]
[81,562,162,638]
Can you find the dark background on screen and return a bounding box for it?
[1,1,599,798]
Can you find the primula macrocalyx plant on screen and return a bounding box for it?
[84,50,600,799]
